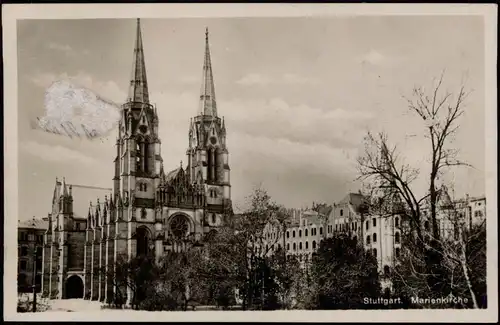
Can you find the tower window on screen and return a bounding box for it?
[395,232,400,244]
[340,209,343,216]
[299,242,302,250]
[373,233,377,243]
[366,221,369,230]
[373,218,376,227]
[286,231,289,238]
[366,235,371,245]
[293,230,296,238]
[287,243,290,251]
[293,243,296,251]
[395,217,399,228]
[312,241,316,249]
[305,229,308,236]
[299,230,302,237]
[305,241,309,249]
[320,227,323,235]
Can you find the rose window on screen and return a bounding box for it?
[170,215,189,239]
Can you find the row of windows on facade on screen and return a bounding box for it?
[286,240,319,251]
[286,226,322,239]
[365,232,401,245]
[19,233,44,243]
[18,257,42,272]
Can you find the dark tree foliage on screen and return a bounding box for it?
[309,234,381,309]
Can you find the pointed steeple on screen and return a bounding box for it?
[128,18,150,104]
[199,27,217,117]
[62,177,68,196]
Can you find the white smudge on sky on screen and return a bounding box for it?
[34,80,122,139]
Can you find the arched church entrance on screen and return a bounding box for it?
[65,275,84,299]
[136,226,152,258]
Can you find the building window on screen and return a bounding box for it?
[299,230,302,237]
[305,229,308,236]
[20,246,28,257]
[395,232,400,244]
[141,208,147,219]
[373,218,376,227]
[20,232,28,241]
[395,247,401,258]
[299,242,302,250]
[366,235,371,245]
[366,221,369,230]
[287,243,290,251]
[373,233,377,243]
[305,241,309,249]
[395,217,399,228]
[266,244,269,252]
[36,258,42,272]
[293,230,296,238]
[293,243,296,251]
[312,241,316,249]
[340,209,343,216]
[336,224,338,231]
[355,222,357,230]
[475,211,483,218]
[320,227,323,235]
[373,248,377,257]
[286,231,289,238]
[20,260,27,271]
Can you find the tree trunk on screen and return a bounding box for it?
[459,231,479,308]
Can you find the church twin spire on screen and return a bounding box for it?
[199,27,218,117]
[128,18,150,104]
[128,19,217,118]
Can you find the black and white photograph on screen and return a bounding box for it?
[3,3,497,322]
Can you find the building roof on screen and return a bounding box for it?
[18,218,48,230]
[164,167,182,183]
[338,193,369,214]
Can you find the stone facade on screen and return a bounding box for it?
[41,19,232,304]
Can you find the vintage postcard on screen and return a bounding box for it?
[3,3,498,323]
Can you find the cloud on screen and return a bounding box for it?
[236,73,319,86]
[30,72,125,139]
[30,71,126,103]
[21,140,97,165]
[219,97,374,149]
[360,49,385,66]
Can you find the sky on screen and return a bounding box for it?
[17,16,486,220]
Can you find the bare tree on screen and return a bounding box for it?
[404,71,471,241]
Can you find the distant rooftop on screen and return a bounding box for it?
[18,217,48,230]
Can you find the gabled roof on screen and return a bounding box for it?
[18,218,48,230]
[338,193,369,214]
[164,167,182,184]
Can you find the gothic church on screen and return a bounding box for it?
[41,19,232,303]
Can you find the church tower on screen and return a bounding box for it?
[113,18,162,206]
[186,28,231,210]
